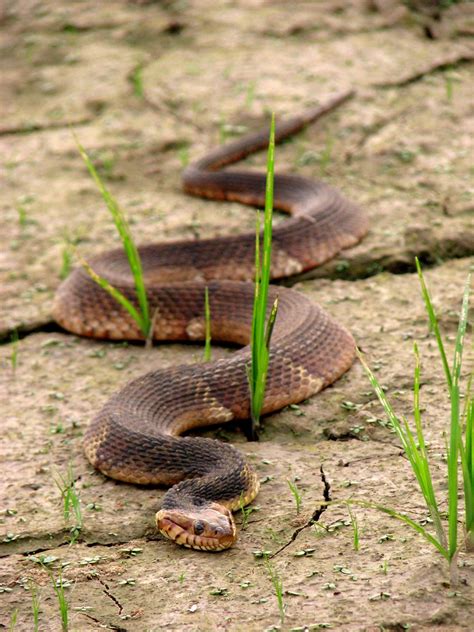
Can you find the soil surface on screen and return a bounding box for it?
[1,1,473,631]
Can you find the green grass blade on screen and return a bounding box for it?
[203,286,212,362]
[74,135,150,337]
[287,478,303,514]
[457,297,473,548]
[78,255,147,336]
[358,348,447,546]
[447,272,471,558]
[462,395,474,546]
[30,581,40,632]
[342,499,449,559]
[250,213,261,401]
[10,329,19,371]
[248,114,278,432]
[265,297,279,350]
[415,258,451,391]
[264,558,285,623]
[347,506,360,552]
[412,343,445,543]
[357,349,413,455]
[258,112,275,328]
[49,569,69,632]
[450,272,471,388]
[448,382,460,560]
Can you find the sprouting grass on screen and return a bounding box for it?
[74,136,151,341]
[17,205,28,227]
[76,254,150,343]
[356,258,472,586]
[203,286,212,362]
[348,506,360,552]
[30,581,40,631]
[9,609,18,631]
[246,113,279,438]
[245,80,256,109]
[10,329,19,371]
[239,500,252,530]
[319,136,334,175]
[55,465,82,545]
[60,243,73,280]
[264,558,285,624]
[444,68,461,104]
[287,478,303,515]
[51,570,69,632]
[178,144,190,167]
[461,373,474,552]
[131,64,144,98]
[238,493,258,529]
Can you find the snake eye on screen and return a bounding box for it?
[194,520,205,535]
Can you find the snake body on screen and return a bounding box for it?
[53,92,367,550]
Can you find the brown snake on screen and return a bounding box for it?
[53,91,367,551]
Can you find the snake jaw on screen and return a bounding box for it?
[156,503,236,551]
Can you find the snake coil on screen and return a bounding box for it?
[53,92,367,550]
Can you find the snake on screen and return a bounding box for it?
[53,91,367,551]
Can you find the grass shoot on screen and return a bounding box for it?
[203,286,212,362]
[264,558,285,624]
[246,113,279,438]
[319,136,334,175]
[30,581,40,632]
[51,570,69,632]
[238,493,259,530]
[131,64,144,98]
[55,465,82,545]
[178,144,190,167]
[60,243,73,280]
[9,609,18,632]
[287,478,303,515]
[10,329,19,371]
[17,205,28,228]
[245,81,256,109]
[74,136,151,341]
[348,506,360,552]
[356,259,472,585]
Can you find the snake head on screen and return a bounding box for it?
[156,501,236,551]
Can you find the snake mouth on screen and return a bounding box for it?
[156,504,237,551]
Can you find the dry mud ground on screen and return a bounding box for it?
[1,1,473,630]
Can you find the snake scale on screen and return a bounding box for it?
[53,91,367,551]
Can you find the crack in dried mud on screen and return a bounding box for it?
[271,466,331,558]
[0,117,96,137]
[80,613,127,632]
[1,534,148,560]
[374,48,474,87]
[95,576,124,616]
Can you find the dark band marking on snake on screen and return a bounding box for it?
[53,91,368,551]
